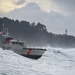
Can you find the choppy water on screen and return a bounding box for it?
[0,47,75,75]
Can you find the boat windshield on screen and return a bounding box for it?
[11,41,24,46]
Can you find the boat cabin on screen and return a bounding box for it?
[10,40,24,46]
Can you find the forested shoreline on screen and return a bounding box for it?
[0,17,75,48]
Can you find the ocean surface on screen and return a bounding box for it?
[0,47,75,75]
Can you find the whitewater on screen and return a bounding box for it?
[0,47,75,75]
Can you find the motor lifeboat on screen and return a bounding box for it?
[0,25,46,59]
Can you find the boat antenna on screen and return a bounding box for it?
[7,24,9,33]
[3,23,5,31]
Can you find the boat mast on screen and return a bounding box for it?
[2,23,10,38]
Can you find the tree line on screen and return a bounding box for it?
[0,17,75,48]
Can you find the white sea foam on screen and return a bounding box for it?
[0,47,75,75]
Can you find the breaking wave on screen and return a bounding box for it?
[0,47,75,75]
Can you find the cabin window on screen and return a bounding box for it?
[11,41,24,46]
[12,42,15,44]
[15,42,18,44]
[20,43,24,46]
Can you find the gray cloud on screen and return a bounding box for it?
[0,0,75,15]
[51,0,75,14]
[1,2,75,36]
[0,1,75,36]
[0,0,27,13]
[14,0,26,5]
[24,0,75,15]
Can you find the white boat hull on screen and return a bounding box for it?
[0,25,46,59]
[2,44,46,59]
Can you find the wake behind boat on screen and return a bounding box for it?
[0,25,46,59]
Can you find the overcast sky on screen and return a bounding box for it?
[0,0,75,36]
